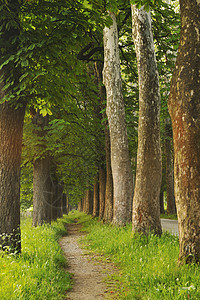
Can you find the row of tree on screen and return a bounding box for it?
[0,0,199,264]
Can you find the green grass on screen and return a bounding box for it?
[0,216,71,300]
[1,211,199,299]
[71,211,200,300]
[160,213,178,220]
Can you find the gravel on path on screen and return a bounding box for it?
[59,223,117,300]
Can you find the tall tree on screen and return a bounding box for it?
[92,176,99,217]
[31,111,52,226]
[168,0,200,263]
[103,12,134,226]
[131,5,162,235]
[165,118,176,214]
[32,157,52,226]
[103,124,113,223]
[0,0,26,253]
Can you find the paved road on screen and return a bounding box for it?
[161,219,179,236]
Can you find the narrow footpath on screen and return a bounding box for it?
[59,219,179,299]
[59,222,117,300]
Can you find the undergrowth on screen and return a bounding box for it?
[0,216,71,300]
[72,211,200,300]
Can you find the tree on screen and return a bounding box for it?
[165,118,176,214]
[131,5,162,235]
[168,0,200,263]
[103,124,113,223]
[0,0,26,254]
[31,111,52,226]
[92,176,99,217]
[103,12,134,226]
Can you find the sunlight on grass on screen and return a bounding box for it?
[1,211,199,299]
[72,211,200,300]
[0,216,71,300]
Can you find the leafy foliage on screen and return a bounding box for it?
[131,0,164,12]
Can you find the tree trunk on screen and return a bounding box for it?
[93,62,106,219]
[168,0,200,263]
[103,12,133,226]
[0,0,25,254]
[32,157,52,226]
[103,124,113,223]
[82,193,86,213]
[32,111,53,226]
[56,182,64,219]
[160,192,165,214]
[99,167,106,220]
[50,178,64,221]
[78,197,83,212]
[93,177,99,217]
[85,189,93,215]
[62,194,67,214]
[131,6,162,235]
[0,103,25,253]
[165,119,176,214]
[66,196,70,214]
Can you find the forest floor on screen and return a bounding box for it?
[59,221,119,300]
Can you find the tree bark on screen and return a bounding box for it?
[168,0,200,263]
[85,189,93,215]
[32,157,52,226]
[62,194,67,214]
[165,119,176,214]
[66,196,70,214]
[50,178,64,221]
[78,197,83,212]
[160,192,165,214]
[0,0,25,253]
[103,124,113,223]
[99,167,106,219]
[32,112,52,226]
[103,12,133,226]
[82,193,86,213]
[0,103,25,253]
[93,176,99,217]
[131,6,162,235]
[56,182,64,219]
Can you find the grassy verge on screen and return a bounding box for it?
[160,214,178,220]
[0,216,71,300]
[72,211,200,300]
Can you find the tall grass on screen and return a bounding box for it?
[0,216,71,300]
[73,211,200,300]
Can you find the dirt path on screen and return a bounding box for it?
[59,222,117,300]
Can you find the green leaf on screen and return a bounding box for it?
[21,59,29,67]
[19,72,29,82]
